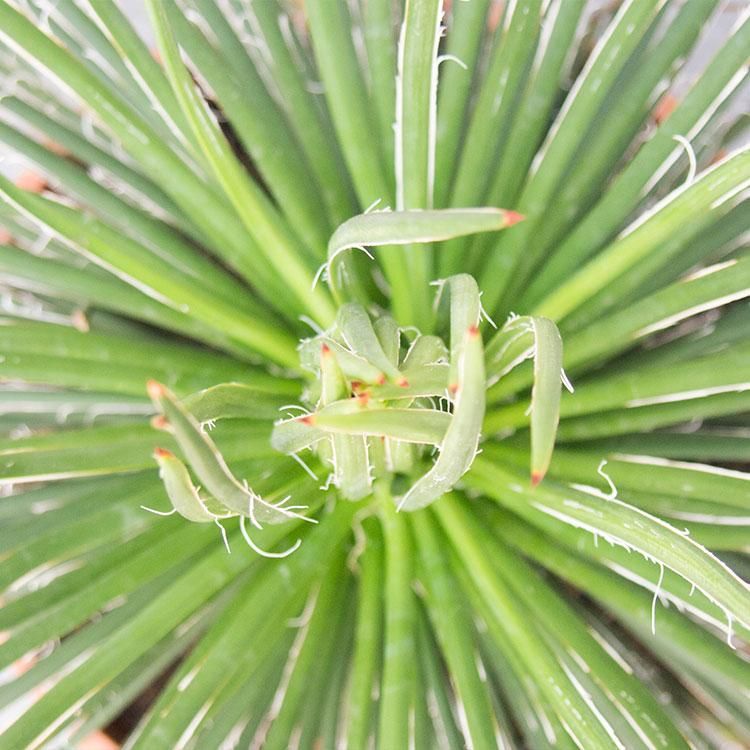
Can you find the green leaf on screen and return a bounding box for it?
[337,303,404,382]
[330,207,521,258]
[537,147,750,327]
[393,0,443,326]
[486,315,563,483]
[378,499,416,749]
[436,495,621,749]
[0,522,284,750]
[1,1,749,745]
[161,1,332,256]
[154,447,233,522]
[566,255,750,371]
[0,96,187,226]
[126,505,354,750]
[471,458,750,636]
[513,0,721,302]
[399,325,485,511]
[311,406,450,445]
[0,0,290,304]
[0,522,209,670]
[480,0,666,313]
[487,509,750,700]
[147,0,336,326]
[148,381,308,525]
[326,207,522,295]
[413,511,500,749]
[440,273,481,390]
[182,382,292,422]
[482,0,587,212]
[434,0,493,206]
[262,553,352,749]
[344,518,384,750]
[529,11,750,301]
[333,432,373,502]
[361,0,398,174]
[0,176,297,365]
[243,0,357,224]
[474,507,691,749]
[529,318,564,485]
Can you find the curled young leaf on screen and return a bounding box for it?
[148,380,306,524]
[398,325,485,511]
[485,315,563,485]
[182,382,289,422]
[529,317,563,486]
[374,315,402,366]
[300,336,386,385]
[311,407,450,445]
[436,274,481,392]
[333,433,372,501]
[153,447,233,523]
[402,335,449,370]
[271,415,326,455]
[320,341,348,405]
[368,365,449,400]
[325,208,523,291]
[338,303,405,384]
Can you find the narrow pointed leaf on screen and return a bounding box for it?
[530,317,564,485]
[154,447,233,522]
[399,326,485,511]
[312,407,450,445]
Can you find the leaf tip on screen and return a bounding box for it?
[530,470,544,488]
[503,210,525,227]
[356,392,370,407]
[153,447,174,461]
[15,170,48,194]
[150,414,170,431]
[147,379,166,400]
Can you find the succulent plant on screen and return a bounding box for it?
[0,0,749,748]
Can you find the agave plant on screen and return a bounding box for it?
[0,0,749,747]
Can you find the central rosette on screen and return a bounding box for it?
[272,274,486,511]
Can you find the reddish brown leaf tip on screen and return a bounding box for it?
[487,0,503,31]
[653,93,678,125]
[154,447,174,460]
[396,376,409,388]
[299,415,315,425]
[150,415,170,431]
[16,170,48,194]
[503,210,525,227]
[321,342,331,356]
[42,138,70,157]
[530,471,544,488]
[376,373,387,385]
[356,391,370,406]
[146,380,166,399]
[467,325,480,337]
[71,310,90,333]
[448,382,459,395]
